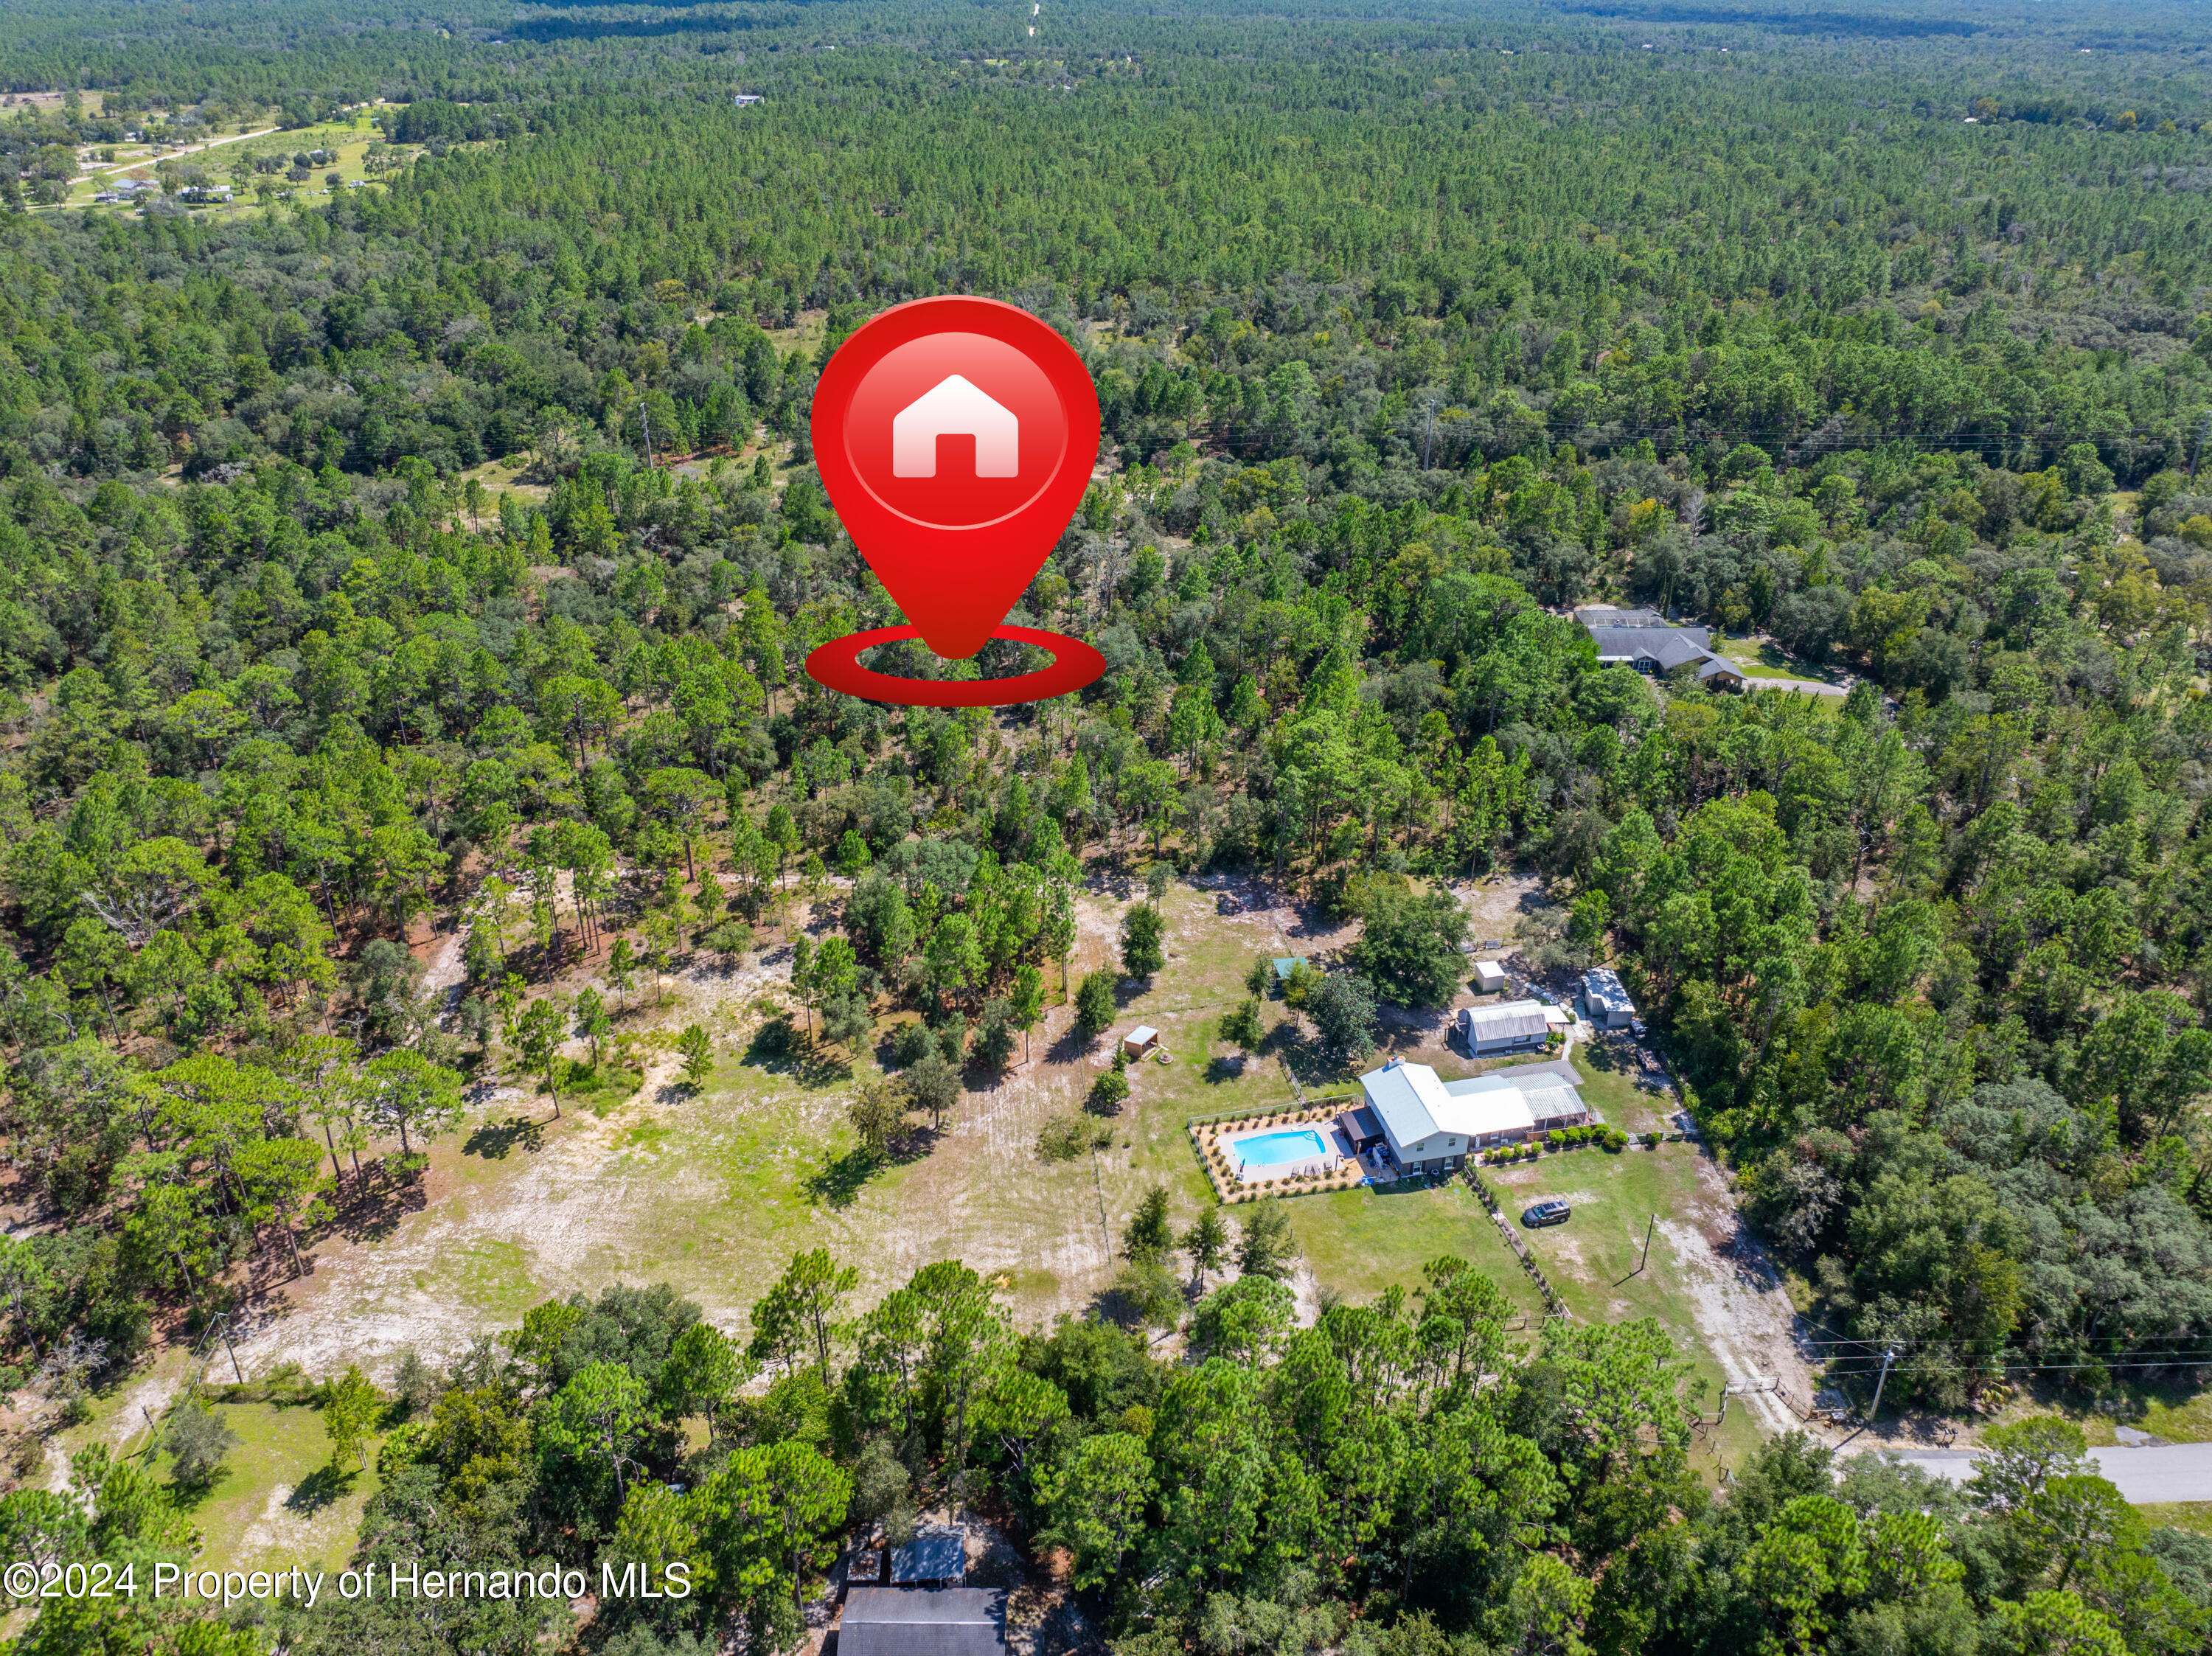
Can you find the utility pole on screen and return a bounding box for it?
[640,404,656,469]
[2191,408,2211,480]
[1868,1346,1899,1424]
[1636,1213,1656,1276]
[206,1311,243,1385]
[1422,397,1437,470]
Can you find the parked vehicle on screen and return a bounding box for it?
[1522,1198,1571,1228]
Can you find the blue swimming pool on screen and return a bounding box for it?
[1231,1128,1329,1169]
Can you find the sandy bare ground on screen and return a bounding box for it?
[232,892,1143,1382]
[1659,1151,1816,1436]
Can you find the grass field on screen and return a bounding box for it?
[1286,1179,1545,1319]
[1487,1140,1784,1466]
[1712,631,1845,686]
[2140,1504,2212,1536]
[55,874,1807,1571]
[52,111,400,219]
[55,1349,386,1577]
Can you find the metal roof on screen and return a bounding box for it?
[1460,1000,1552,1043]
[1587,626,1715,669]
[1358,1058,1450,1144]
[891,1525,967,1584]
[843,1588,1005,1656]
[1582,969,1636,1017]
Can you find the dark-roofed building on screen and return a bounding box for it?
[891,1525,967,1586]
[1337,1104,1386,1152]
[840,1587,1006,1656]
[1582,618,1744,686]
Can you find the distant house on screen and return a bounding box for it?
[1120,1026,1161,1061]
[1582,967,1636,1029]
[732,93,765,105]
[841,1587,1005,1656]
[891,1525,967,1587]
[1356,1057,1594,1172]
[1579,608,1745,687]
[1456,998,1551,1055]
[1472,960,1507,995]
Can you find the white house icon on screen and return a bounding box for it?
[891,375,1019,478]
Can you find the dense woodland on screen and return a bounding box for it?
[4,0,2212,1652]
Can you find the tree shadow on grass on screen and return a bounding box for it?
[286,1463,351,1515]
[462,1116,546,1160]
[801,1128,936,1209]
[1206,1055,1249,1085]
[1047,1023,1101,1065]
[1263,1023,1359,1093]
[803,1149,880,1209]
[741,1017,853,1086]
[335,1172,430,1243]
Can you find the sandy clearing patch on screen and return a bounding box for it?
[101,1374,179,1455]
[1654,1158,1812,1436]
[238,1482,338,1559]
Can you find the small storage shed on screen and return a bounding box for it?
[891,1525,968,1587]
[1472,960,1507,995]
[1120,1026,1161,1061]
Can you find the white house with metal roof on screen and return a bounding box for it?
[1354,1057,1595,1174]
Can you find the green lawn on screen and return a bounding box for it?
[1713,631,1842,685]
[1286,1179,1546,1319]
[2140,1504,2212,1536]
[162,1401,382,1576]
[57,114,398,220]
[1489,1143,1770,1466]
[60,1360,384,1577]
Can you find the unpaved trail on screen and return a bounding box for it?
[1658,1152,1814,1436]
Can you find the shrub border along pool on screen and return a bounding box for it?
[1188,1097,1362,1204]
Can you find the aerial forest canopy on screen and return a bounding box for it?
[2,0,2212,1652]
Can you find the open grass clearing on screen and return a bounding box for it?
[1712,630,1845,685]
[1286,1180,1545,1321]
[200,874,1790,1483]
[1492,1137,1804,1462]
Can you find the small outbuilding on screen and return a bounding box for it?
[1272,956,1310,983]
[1456,999,1552,1055]
[1120,1026,1161,1061]
[891,1525,969,1587]
[841,1587,1006,1656]
[1472,960,1507,995]
[1582,967,1637,1029]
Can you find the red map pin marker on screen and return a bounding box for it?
[805,296,1105,706]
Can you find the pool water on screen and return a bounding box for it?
[1232,1128,1329,1169]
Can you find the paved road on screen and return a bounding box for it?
[1879,1443,2212,1503]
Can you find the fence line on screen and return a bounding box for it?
[1461,1163,1573,1321]
[1184,1092,1358,1129]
